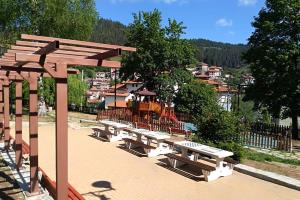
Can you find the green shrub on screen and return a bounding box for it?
[194,110,241,144]
[217,141,245,162]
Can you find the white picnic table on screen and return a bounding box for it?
[174,141,234,181]
[125,127,172,157]
[97,120,130,142]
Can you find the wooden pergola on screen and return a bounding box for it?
[0,34,136,200]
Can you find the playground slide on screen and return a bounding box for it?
[150,102,179,123]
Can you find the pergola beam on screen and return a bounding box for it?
[21,34,136,52]
[0,60,56,68]
[15,41,108,54]
[89,48,122,60]
[34,40,59,55]
[16,53,121,68]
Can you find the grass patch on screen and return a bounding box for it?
[243,150,300,166]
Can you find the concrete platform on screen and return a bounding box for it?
[9,123,300,200]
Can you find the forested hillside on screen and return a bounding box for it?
[91,18,248,68]
[90,18,127,45]
[190,39,248,68]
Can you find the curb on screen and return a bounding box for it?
[235,164,300,191]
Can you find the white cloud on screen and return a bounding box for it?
[228,31,235,35]
[216,18,233,27]
[238,0,257,6]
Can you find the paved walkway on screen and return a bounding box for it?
[9,123,300,200]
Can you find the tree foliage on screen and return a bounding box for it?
[243,0,300,138]
[0,0,98,47]
[120,9,196,90]
[174,80,218,116]
[154,68,193,104]
[0,0,98,108]
[68,75,88,106]
[175,81,242,160]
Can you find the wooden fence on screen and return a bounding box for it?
[240,123,292,151]
[96,108,185,131]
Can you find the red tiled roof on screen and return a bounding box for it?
[104,92,129,97]
[115,83,126,89]
[202,80,221,86]
[216,86,237,93]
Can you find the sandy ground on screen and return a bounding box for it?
[9,122,300,200]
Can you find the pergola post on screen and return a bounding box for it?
[15,80,23,169]
[28,74,39,194]
[3,79,10,151]
[55,63,68,200]
[0,83,3,138]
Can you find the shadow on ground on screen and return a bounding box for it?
[156,157,205,182]
[0,156,25,199]
[81,180,115,200]
[117,144,147,157]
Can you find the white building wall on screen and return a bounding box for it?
[218,92,233,111]
[125,83,143,93]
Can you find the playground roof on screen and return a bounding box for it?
[135,88,156,96]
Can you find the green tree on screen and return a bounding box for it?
[0,0,98,46]
[68,75,88,107]
[120,9,195,91]
[154,68,193,104]
[174,81,219,117]
[243,0,300,138]
[40,78,55,106]
[0,0,98,109]
[174,81,243,160]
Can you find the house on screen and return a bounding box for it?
[207,66,222,80]
[241,74,255,85]
[104,92,130,109]
[86,86,103,104]
[104,80,143,109]
[200,79,236,111]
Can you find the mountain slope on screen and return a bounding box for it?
[190,39,248,68]
[91,18,248,68]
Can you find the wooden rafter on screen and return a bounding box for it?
[21,34,136,52]
[15,53,121,68]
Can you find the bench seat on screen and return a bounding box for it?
[123,138,156,150]
[166,153,215,172]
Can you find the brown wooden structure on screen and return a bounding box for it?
[0,34,136,200]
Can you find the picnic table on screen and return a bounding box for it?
[124,128,172,157]
[172,141,234,181]
[97,120,130,142]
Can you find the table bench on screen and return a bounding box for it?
[168,128,192,139]
[97,120,130,142]
[124,128,172,157]
[166,153,216,180]
[123,138,156,155]
[173,141,234,181]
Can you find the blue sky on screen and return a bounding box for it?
[95,0,265,44]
